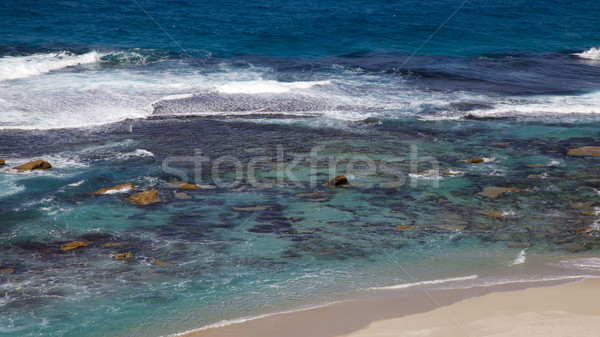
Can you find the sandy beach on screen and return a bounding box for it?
[185,278,600,337]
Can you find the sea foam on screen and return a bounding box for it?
[575,47,600,60]
[0,51,101,81]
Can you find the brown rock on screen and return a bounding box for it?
[127,189,161,205]
[478,187,518,198]
[576,227,594,234]
[326,175,348,187]
[466,158,484,164]
[61,241,88,251]
[174,192,192,200]
[0,268,15,274]
[0,159,4,166]
[94,183,135,195]
[177,183,197,189]
[102,242,128,247]
[395,225,411,230]
[13,160,51,172]
[580,211,595,216]
[483,211,503,218]
[570,201,594,209]
[506,242,531,248]
[155,260,167,265]
[562,242,590,252]
[567,146,600,156]
[113,253,133,260]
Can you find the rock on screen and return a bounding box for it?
[13,160,51,172]
[61,241,88,251]
[490,142,511,147]
[466,158,484,164]
[174,192,192,200]
[94,183,135,195]
[395,225,411,230]
[570,201,594,209]
[326,175,348,187]
[296,191,326,198]
[580,211,595,216]
[177,183,197,189]
[576,227,594,234]
[0,268,15,274]
[483,211,503,218]
[506,242,531,248]
[233,205,271,211]
[155,260,167,265]
[127,189,161,205]
[113,253,133,260]
[478,187,518,198]
[562,242,590,252]
[567,146,600,156]
[197,184,217,190]
[0,159,4,166]
[102,242,128,247]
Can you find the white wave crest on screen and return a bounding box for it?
[368,275,478,291]
[215,80,331,94]
[0,51,101,81]
[510,249,527,266]
[575,47,600,60]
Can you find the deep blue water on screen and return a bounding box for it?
[2,1,600,336]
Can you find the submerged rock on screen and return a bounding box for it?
[506,242,531,248]
[94,183,135,195]
[326,175,348,187]
[466,158,484,164]
[478,187,518,198]
[113,253,133,260]
[155,260,167,265]
[177,183,197,189]
[395,225,412,230]
[233,205,271,211]
[174,192,192,199]
[570,201,594,209]
[61,241,89,251]
[127,189,161,205]
[562,242,590,252]
[13,160,51,172]
[483,211,503,218]
[0,267,15,274]
[102,242,128,247]
[567,146,600,157]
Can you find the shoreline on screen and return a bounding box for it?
[175,275,599,337]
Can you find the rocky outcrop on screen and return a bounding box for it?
[94,183,135,195]
[326,175,348,187]
[61,241,88,251]
[567,146,600,156]
[177,183,197,189]
[127,189,161,205]
[13,160,51,172]
[113,253,133,260]
[478,187,518,198]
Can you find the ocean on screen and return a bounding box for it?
[1,0,600,336]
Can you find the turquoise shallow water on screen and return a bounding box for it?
[2,117,600,336]
[2,0,600,336]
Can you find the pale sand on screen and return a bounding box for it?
[340,278,600,337]
[183,278,600,337]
